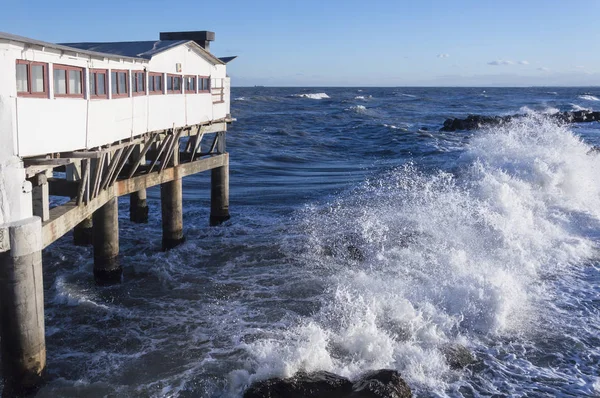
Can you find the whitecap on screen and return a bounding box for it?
[292,93,330,100]
[579,94,600,101]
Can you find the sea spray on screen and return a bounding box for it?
[240,114,600,396]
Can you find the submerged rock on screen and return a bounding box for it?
[243,371,352,398]
[441,344,476,370]
[350,369,412,398]
[244,369,412,398]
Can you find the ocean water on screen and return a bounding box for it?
[27,87,600,397]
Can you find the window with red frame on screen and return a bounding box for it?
[148,73,163,94]
[167,74,182,94]
[184,76,196,93]
[111,70,129,98]
[132,71,145,95]
[16,60,48,97]
[53,64,84,98]
[89,69,108,98]
[199,76,210,92]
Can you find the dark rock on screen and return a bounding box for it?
[442,344,476,370]
[243,371,353,398]
[350,369,412,398]
[244,369,413,398]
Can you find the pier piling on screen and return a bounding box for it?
[73,216,93,246]
[161,179,185,250]
[0,217,46,392]
[210,163,230,226]
[92,197,121,283]
[130,189,149,223]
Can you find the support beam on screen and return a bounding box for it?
[31,174,49,222]
[73,216,93,246]
[0,217,45,394]
[161,179,185,250]
[92,197,121,284]
[210,163,230,226]
[129,190,149,223]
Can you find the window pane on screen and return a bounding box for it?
[156,76,162,91]
[97,73,106,95]
[111,71,118,95]
[31,65,44,93]
[118,72,127,94]
[54,69,66,95]
[149,76,155,91]
[137,73,144,92]
[16,63,28,92]
[69,70,82,94]
[89,73,96,96]
[174,76,181,91]
[167,77,173,91]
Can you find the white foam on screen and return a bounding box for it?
[293,93,330,100]
[571,103,591,111]
[579,94,600,101]
[347,105,367,113]
[244,114,600,395]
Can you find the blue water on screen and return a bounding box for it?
[35,87,600,397]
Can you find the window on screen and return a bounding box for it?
[184,76,196,93]
[132,71,145,96]
[89,69,108,99]
[16,60,48,97]
[199,76,210,93]
[53,64,84,98]
[148,72,163,95]
[111,70,129,98]
[167,74,182,94]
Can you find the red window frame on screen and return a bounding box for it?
[16,60,49,98]
[148,72,164,95]
[89,69,108,99]
[53,64,85,98]
[132,70,146,96]
[198,76,211,93]
[111,69,130,98]
[184,75,197,94]
[166,74,183,94]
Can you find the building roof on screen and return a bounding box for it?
[62,40,225,65]
[0,31,147,62]
[218,56,238,64]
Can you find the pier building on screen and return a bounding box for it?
[0,30,234,392]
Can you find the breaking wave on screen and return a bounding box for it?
[239,114,600,396]
[579,94,600,101]
[292,93,331,100]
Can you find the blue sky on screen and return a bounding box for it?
[2,0,599,86]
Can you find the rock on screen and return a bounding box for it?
[442,344,476,370]
[243,371,353,398]
[350,369,412,398]
[244,369,412,398]
[440,110,600,132]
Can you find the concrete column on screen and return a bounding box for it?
[160,178,185,250]
[0,217,45,393]
[129,189,149,223]
[73,216,93,246]
[31,173,49,222]
[92,198,121,284]
[210,163,230,226]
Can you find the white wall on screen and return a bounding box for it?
[1,40,230,158]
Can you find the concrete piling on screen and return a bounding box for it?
[73,216,93,246]
[130,189,149,223]
[0,217,46,393]
[160,178,185,250]
[210,163,230,226]
[92,197,121,284]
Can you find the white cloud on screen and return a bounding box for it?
[518,60,529,65]
[537,67,550,72]
[437,54,450,58]
[488,60,514,66]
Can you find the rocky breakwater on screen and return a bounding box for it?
[441,110,600,131]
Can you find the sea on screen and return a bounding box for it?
[27,87,600,397]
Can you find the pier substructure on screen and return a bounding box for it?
[130,189,149,223]
[161,179,185,250]
[0,217,46,392]
[92,197,121,283]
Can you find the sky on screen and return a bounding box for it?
[2,0,600,87]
